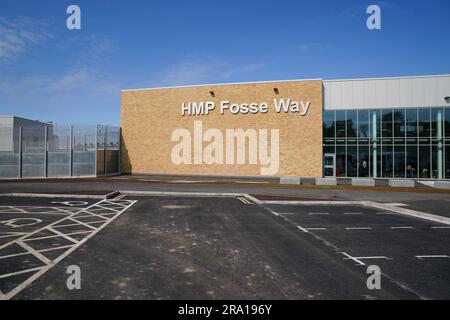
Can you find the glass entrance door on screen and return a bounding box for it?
[324,153,336,177]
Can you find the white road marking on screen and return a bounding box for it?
[390,226,414,229]
[278,212,295,215]
[341,252,365,266]
[0,218,43,228]
[0,232,28,239]
[0,245,74,260]
[308,213,329,215]
[346,227,373,230]
[344,212,364,215]
[0,267,43,280]
[415,255,449,260]
[17,241,51,265]
[304,227,328,231]
[297,226,309,233]
[354,256,391,261]
[238,197,252,204]
[24,230,92,242]
[0,198,137,300]
[46,227,79,244]
[431,226,450,229]
[0,206,75,216]
[51,201,89,207]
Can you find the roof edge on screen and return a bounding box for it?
[121,78,323,92]
[323,74,450,83]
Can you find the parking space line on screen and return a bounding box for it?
[0,267,44,280]
[415,255,449,260]
[354,256,391,261]
[296,226,309,233]
[46,227,79,244]
[17,241,52,265]
[390,226,414,230]
[25,231,91,243]
[93,204,122,214]
[66,218,100,230]
[0,232,28,239]
[0,198,137,300]
[0,244,74,260]
[341,252,365,266]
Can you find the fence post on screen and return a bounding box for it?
[44,126,48,177]
[70,125,73,177]
[104,126,108,175]
[118,127,122,175]
[18,126,23,178]
[95,125,98,176]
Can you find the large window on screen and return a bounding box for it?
[446,146,450,179]
[382,110,393,144]
[358,145,370,177]
[336,111,346,145]
[323,110,335,144]
[406,108,418,145]
[347,146,358,177]
[346,110,357,145]
[394,146,406,178]
[394,109,406,145]
[445,109,450,141]
[419,146,431,178]
[336,146,346,177]
[406,146,418,178]
[382,145,393,178]
[358,110,370,140]
[418,109,430,144]
[323,107,449,179]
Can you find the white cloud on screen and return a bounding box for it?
[297,42,324,52]
[0,32,121,97]
[0,17,51,62]
[49,35,121,94]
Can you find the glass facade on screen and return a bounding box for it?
[323,107,449,179]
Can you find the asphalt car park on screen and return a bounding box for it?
[263,202,450,299]
[0,195,136,300]
[0,192,449,300]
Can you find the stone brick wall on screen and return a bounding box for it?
[121,80,323,177]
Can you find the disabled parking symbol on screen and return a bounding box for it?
[0,218,43,228]
[52,201,89,207]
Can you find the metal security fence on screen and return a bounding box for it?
[0,124,120,179]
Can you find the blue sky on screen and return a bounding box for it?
[0,0,449,125]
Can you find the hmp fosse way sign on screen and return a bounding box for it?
[181,99,311,116]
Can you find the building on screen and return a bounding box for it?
[121,74,450,180]
[0,116,53,153]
